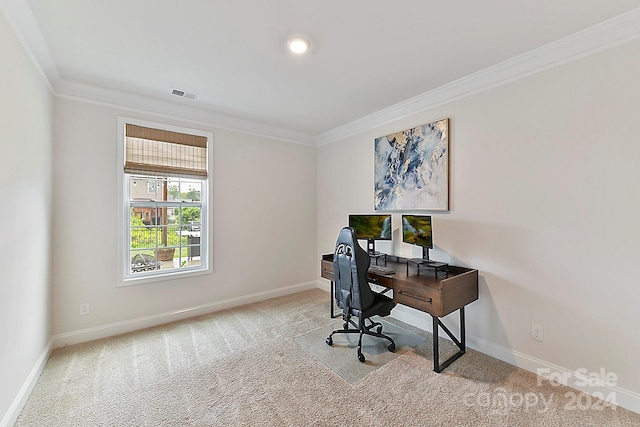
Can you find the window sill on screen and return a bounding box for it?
[119,266,212,287]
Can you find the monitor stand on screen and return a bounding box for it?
[407,247,448,275]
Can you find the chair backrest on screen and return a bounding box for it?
[333,227,375,314]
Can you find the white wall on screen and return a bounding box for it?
[51,98,318,339]
[0,11,53,425]
[317,39,640,406]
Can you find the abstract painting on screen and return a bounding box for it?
[374,118,449,211]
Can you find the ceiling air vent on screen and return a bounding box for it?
[171,88,198,100]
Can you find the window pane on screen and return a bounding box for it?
[129,176,167,202]
[126,173,205,279]
[180,179,201,201]
[181,206,201,231]
[130,250,160,274]
[167,178,181,201]
[165,223,182,247]
[177,205,201,268]
[130,207,157,248]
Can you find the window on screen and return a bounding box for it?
[118,119,212,283]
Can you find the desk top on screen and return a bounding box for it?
[321,253,474,287]
[321,253,478,317]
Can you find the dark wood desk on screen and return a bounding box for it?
[320,254,478,372]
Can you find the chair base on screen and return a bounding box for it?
[326,315,396,362]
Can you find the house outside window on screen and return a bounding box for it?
[117,118,212,284]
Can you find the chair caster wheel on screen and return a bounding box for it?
[358,352,365,363]
[326,337,333,346]
[388,343,395,352]
[376,326,382,334]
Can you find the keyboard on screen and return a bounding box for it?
[368,265,395,275]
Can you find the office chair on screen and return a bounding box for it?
[326,227,396,362]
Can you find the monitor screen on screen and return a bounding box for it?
[348,214,391,240]
[402,215,433,248]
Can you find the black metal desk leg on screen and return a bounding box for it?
[330,281,340,318]
[431,307,467,373]
[460,307,466,352]
[432,315,440,373]
[330,280,334,318]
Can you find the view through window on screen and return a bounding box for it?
[123,122,209,280]
[128,176,204,275]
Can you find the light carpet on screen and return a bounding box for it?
[15,289,640,426]
[294,318,425,383]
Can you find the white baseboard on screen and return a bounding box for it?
[468,336,640,415]
[316,284,640,415]
[393,302,640,415]
[4,281,317,426]
[53,280,317,348]
[9,281,638,427]
[1,339,53,427]
[4,281,318,426]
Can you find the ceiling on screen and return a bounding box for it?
[5,1,640,143]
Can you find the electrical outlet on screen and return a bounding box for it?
[80,303,90,316]
[531,323,544,342]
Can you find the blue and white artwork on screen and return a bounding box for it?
[374,118,449,211]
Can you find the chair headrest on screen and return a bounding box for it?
[336,226,357,248]
[335,227,368,263]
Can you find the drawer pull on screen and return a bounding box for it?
[398,290,432,304]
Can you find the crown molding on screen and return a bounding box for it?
[4,1,640,147]
[54,79,316,145]
[2,0,315,146]
[316,7,640,146]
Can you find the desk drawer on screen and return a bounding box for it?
[394,281,442,315]
[321,259,334,281]
[367,274,393,288]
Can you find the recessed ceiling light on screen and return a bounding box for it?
[287,37,310,55]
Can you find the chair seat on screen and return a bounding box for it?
[361,292,395,318]
[339,292,395,319]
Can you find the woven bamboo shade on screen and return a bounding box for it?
[125,124,208,179]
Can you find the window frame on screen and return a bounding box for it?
[116,117,213,286]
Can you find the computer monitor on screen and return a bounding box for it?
[402,215,433,260]
[348,214,391,255]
